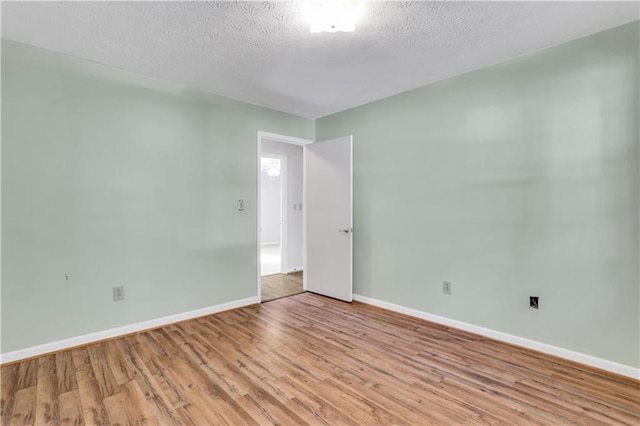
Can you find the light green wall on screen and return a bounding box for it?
[317,22,639,367]
[1,39,314,353]
[3,22,639,368]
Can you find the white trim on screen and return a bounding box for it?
[353,294,640,380]
[257,135,262,301]
[280,156,288,273]
[260,242,280,246]
[302,146,307,291]
[258,131,313,147]
[348,136,354,301]
[0,296,258,365]
[286,267,303,274]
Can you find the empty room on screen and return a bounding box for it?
[1,1,639,425]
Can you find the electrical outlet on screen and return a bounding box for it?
[442,281,452,295]
[113,286,125,302]
[529,296,539,309]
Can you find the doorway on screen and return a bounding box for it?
[257,132,354,304]
[258,132,312,302]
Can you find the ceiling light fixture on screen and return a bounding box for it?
[304,1,363,33]
[261,158,281,179]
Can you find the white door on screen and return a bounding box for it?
[304,135,353,302]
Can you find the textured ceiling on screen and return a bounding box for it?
[2,1,638,118]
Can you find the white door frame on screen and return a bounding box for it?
[257,131,313,303]
[260,153,287,273]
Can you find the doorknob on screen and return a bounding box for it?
[338,228,352,234]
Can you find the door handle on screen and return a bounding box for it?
[338,228,352,234]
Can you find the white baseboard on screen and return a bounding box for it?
[0,296,259,365]
[286,267,303,274]
[353,294,639,380]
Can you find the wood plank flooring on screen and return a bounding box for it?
[261,272,303,302]
[2,292,639,425]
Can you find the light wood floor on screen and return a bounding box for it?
[1,293,639,425]
[261,272,303,302]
